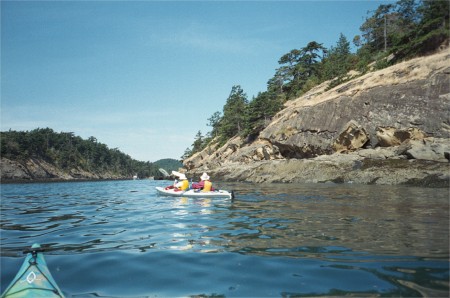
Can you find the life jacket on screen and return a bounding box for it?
[202,180,212,192]
[179,179,189,191]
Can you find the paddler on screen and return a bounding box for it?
[165,171,189,191]
[174,173,189,191]
[192,172,214,192]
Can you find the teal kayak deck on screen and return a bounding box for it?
[1,244,64,298]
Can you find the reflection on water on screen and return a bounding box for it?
[214,184,449,258]
[1,180,448,297]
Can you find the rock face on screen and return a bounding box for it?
[259,51,449,158]
[1,158,125,182]
[184,50,450,187]
[189,147,449,187]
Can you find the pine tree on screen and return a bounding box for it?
[244,91,282,140]
[192,131,204,153]
[207,111,222,138]
[219,85,248,143]
[322,33,353,81]
[273,41,326,99]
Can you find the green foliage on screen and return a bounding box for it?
[0,128,163,179]
[181,147,193,160]
[245,91,282,140]
[181,130,213,160]
[360,4,396,52]
[191,131,202,153]
[354,45,373,73]
[357,0,448,63]
[274,41,327,99]
[207,111,222,138]
[218,85,249,144]
[321,33,353,81]
[392,0,449,60]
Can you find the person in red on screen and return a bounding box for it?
[192,172,214,192]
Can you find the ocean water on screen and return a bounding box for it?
[1,180,448,297]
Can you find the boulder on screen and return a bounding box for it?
[333,120,369,152]
[397,138,450,162]
[228,139,283,163]
[376,127,427,147]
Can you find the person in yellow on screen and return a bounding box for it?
[165,171,189,191]
[192,173,214,192]
[174,173,189,191]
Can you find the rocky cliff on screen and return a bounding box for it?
[0,158,127,182]
[184,50,450,187]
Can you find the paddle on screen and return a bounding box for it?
[158,168,170,177]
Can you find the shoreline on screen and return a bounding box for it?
[187,157,450,188]
[0,178,134,185]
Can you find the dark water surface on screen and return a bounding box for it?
[1,180,448,297]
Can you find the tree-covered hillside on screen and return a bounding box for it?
[1,128,177,179]
[153,158,183,173]
[182,0,449,160]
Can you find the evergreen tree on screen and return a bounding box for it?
[218,85,248,143]
[389,0,421,56]
[245,91,282,140]
[358,0,449,62]
[360,4,395,53]
[274,41,326,99]
[274,49,301,97]
[321,33,353,81]
[181,147,193,160]
[192,130,204,153]
[412,0,449,54]
[207,111,222,138]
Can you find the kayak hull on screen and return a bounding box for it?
[155,186,233,199]
[1,244,64,298]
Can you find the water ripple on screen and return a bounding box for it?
[1,180,448,297]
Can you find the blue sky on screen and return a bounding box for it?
[1,0,394,162]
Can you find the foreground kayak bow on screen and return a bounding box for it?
[2,244,64,298]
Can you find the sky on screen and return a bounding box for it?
[1,0,395,162]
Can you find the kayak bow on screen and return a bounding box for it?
[1,244,64,298]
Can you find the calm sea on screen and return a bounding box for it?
[1,180,448,297]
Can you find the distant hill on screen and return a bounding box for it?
[154,158,183,173]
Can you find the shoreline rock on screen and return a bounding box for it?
[0,157,130,183]
[188,150,449,188]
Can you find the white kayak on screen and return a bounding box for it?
[155,187,234,199]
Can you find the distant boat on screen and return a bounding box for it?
[133,175,138,180]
